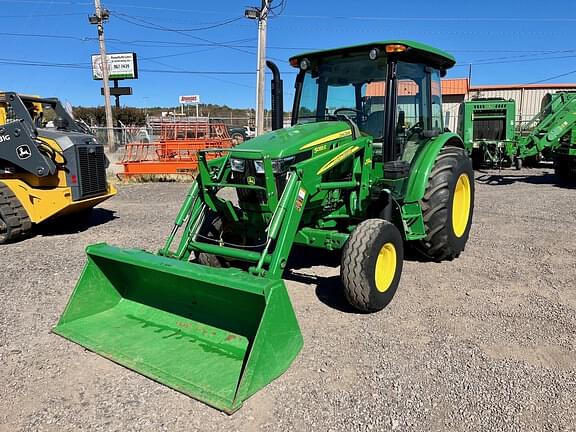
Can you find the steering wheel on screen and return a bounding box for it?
[334,108,368,123]
[405,121,423,137]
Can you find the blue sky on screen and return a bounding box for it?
[1,0,575,109]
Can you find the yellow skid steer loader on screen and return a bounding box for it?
[0,92,116,243]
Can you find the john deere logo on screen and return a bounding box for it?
[246,176,256,185]
[16,145,31,160]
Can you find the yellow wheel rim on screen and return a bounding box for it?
[375,242,397,293]
[452,173,471,238]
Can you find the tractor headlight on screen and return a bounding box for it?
[254,160,265,174]
[252,156,295,174]
[230,158,246,172]
[271,156,295,174]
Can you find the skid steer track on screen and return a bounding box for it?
[0,183,31,243]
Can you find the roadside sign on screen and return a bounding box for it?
[101,87,133,96]
[92,53,138,80]
[179,95,201,105]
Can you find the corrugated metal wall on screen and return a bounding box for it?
[442,95,465,132]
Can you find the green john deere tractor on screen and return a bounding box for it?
[54,40,474,413]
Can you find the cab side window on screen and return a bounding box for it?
[431,69,443,132]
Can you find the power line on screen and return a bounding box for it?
[264,23,572,36]
[106,13,246,27]
[0,55,297,75]
[113,11,286,62]
[280,14,576,22]
[0,0,90,4]
[0,31,93,41]
[0,12,86,17]
[454,49,576,66]
[528,69,576,84]
[453,54,576,68]
[269,0,288,17]
[113,15,244,32]
[0,29,571,57]
[113,12,256,56]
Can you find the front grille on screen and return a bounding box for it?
[230,162,288,204]
[77,146,107,198]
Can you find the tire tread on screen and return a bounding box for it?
[0,183,32,244]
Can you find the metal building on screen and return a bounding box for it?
[441,78,469,133]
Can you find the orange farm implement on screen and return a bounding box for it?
[119,121,233,178]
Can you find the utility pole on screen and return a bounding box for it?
[90,0,116,153]
[246,1,271,136]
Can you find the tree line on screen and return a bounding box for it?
[73,104,258,127]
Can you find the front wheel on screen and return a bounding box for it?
[193,211,228,268]
[231,132,245,145]
[341,219,404,312]
[416,146,474,261]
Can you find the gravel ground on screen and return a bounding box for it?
[1,166,575,432]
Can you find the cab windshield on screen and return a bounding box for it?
[295,53,388,139]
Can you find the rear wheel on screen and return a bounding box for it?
[341,219,404,312]
[554,157,576,181]
[0,184,32,244]
[416,146,474,261]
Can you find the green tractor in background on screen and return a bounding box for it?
[54,41,474,412]
[459,92,576,178]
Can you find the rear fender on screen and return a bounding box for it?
[404,133,464,203]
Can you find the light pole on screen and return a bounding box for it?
[90,1,116,153]
[245,1,271,137]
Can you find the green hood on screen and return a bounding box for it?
[232,121,353,159]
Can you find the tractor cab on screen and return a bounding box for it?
[289,41,455,164]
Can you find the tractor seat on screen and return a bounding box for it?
[361,111,385,161]
[361,110,385,139]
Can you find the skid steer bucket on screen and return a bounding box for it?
[53,243,303,413]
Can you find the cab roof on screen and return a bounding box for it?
[289,40,456,71]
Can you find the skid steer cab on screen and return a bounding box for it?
[0,92,116,243]
[54,40,474,413]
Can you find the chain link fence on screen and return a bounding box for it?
[91,115,294,154]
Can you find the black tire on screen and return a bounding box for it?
[554,158,576,181]
[0,184,32,244]
[231,132,245,145]
[514,157,523,170]
[341,219,404,312]
[194,210,229,268]
[416,146,474,261]
[471,149,484,170]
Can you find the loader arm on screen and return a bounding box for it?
[161,137,371,279]
[0,119,57,176]
[518,93,576,158]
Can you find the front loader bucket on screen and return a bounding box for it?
[53,243,303,413]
